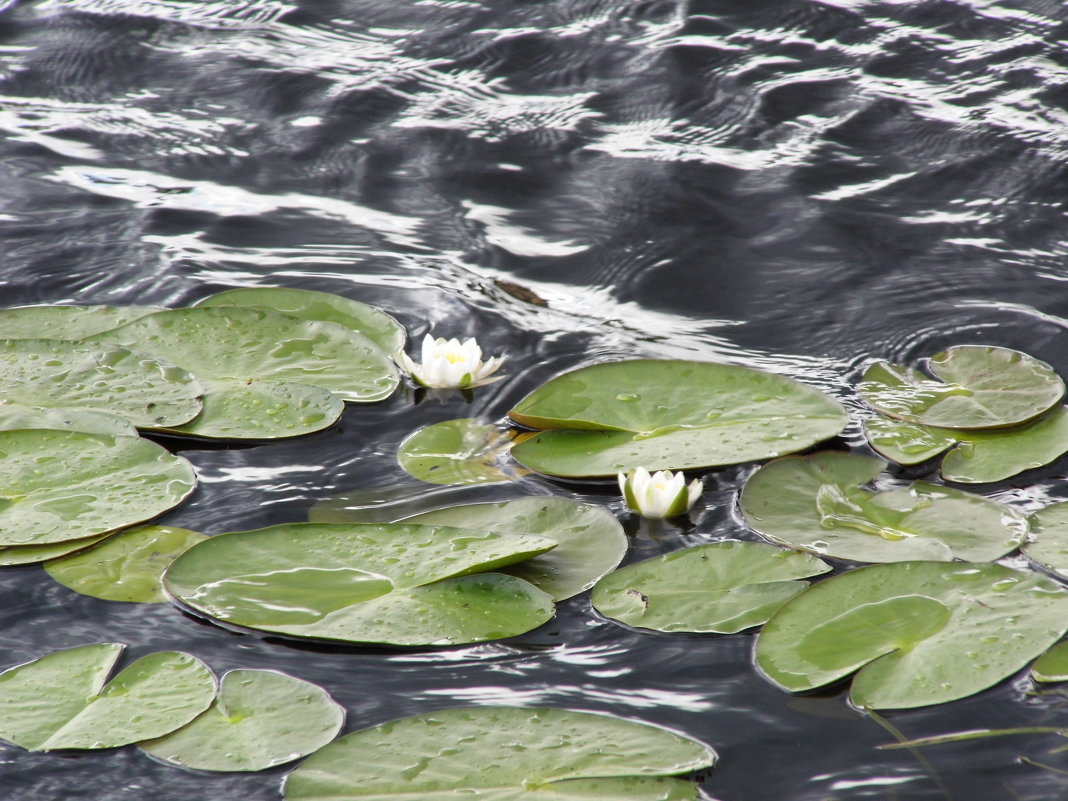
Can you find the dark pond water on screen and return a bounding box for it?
[3,0,1068,798]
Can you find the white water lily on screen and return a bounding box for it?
[397,334,505,389]
[618,467,703,519]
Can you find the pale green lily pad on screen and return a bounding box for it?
[756,561,1068,709]
[164,522,557,646]
[44,525,207,603]
[0,429,197,547]
[282,706,717,801]
[0,534,114,566]
[0,338,203,429]
[140,669,344,771]
[0,305,161,340]
[864,406,1068,483]
[1023,502,1068,579]
[591,541,831,634]
[0,405,136,437]
[738,452,1026,563]
[398,418,522,486]
[194,287,406,355]
[858,346,1064,430]
[1031,642,1068,682]
[0,643,215,750]
[402,497,627,601]
[508,360,847,477]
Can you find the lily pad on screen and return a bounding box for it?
[1032,642,1068,682]
[44,525,207,603]
[194,287,406,355]
[0,429,197,547]
[0,338,203,429]
[402,497,628,601]
[140,669,344,771]
[0,304,161,340]
[864,406,1068,483]
[397,418,522,486]
[0,643,215,750]
[282,706,717,801]
[508,360,847,477]
[738,452,1026,563]
[756,560,1068,709]
[0,405,136,437]
[164,522,557,646]
[1023,502,1068,579]
[858,346,1064,430]
[591,541,831,634]
[0,534,114,566]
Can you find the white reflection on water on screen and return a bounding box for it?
[419,684,714,712]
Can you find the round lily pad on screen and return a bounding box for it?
[591,541,831,634]
[508,360,847,477]
[397,418,521,486]
[0,338,203,429]
[282,706,718,801]
[44,525,207,603]
[140,669,344,771]
[738,452,1026,563]
[194,287,406,355]
[0,643,216,751]
[0,429,197,547]
[858,346,1064,430]
[403,497,627,601]
[1031,642,1068,682]
[164,522,557,646]
[1023,502,1068,579]
[756,560,1068,709]
[0,304,161,340]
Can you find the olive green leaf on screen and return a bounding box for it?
[0,305,161,340]
[1023,501,1068,579]
[397,418,524,486]
[1032,642,1068,683]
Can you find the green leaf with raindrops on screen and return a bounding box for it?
[755,561,1068,709]
[282,706,718,801]
[1023,502,1068,580]
[139,669,344,771]
[508,360,847,478]
[397,418,524,486]
[0,305,161,340]
[739,452,1026,563]
[0,429,196,547]
[858,346,1064,430]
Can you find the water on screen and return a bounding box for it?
[3,0,1068,798]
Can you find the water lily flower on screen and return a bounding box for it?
[397,334,505,389]
[618,467,702,519]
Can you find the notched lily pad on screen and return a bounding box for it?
[282,706,717,801]
[755,561,1068,709]
[739,452,1026,563]
[859,346,1064,430]
[508,360,847,478]
[1023,502,1068,579]
[592,541,831,634]
[0,643,215,750]
[398,418,524,486]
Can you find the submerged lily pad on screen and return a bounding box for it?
[403,497,627,601]
[45,525,207,603]
[508,360,847,478]
[1032,642,1068,683]
[397,418,522,486]
[739,452,1026,563]
[164,522,557,646]
[756,561,1068,709]
[864,406,1068,483]
[1023,502,1068,579]
[592,541,831,634]
[282,706,717,801]
[859,346,1064,430]
[0,429,197,547]
[194,287,406,355]
[0,643,215,750]
[140,669,344,771]
[0,304,161,340]
[0,338,203,429]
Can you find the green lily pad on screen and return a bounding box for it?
[164,522,557,646]
[0,534,114,566]
[858,346,1064,430]
[1031,642,1068,682]
[591,541,831,634]
[44,525,207,603]
[0,405,136,437]
[398,418,523,486]
[738,452,1026,563]
[282,706,717,801]
[0,643,216,750]
[0,305,161,340]
[756,560,1068,709]
[402,497,627,601]
[140,669,344,771]
[194,287,406,355]
[0,338,203,429]
[1023,502,1068,579]
[864,406,1068,483]
[0,429,197,547]
[508,360,847,477]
